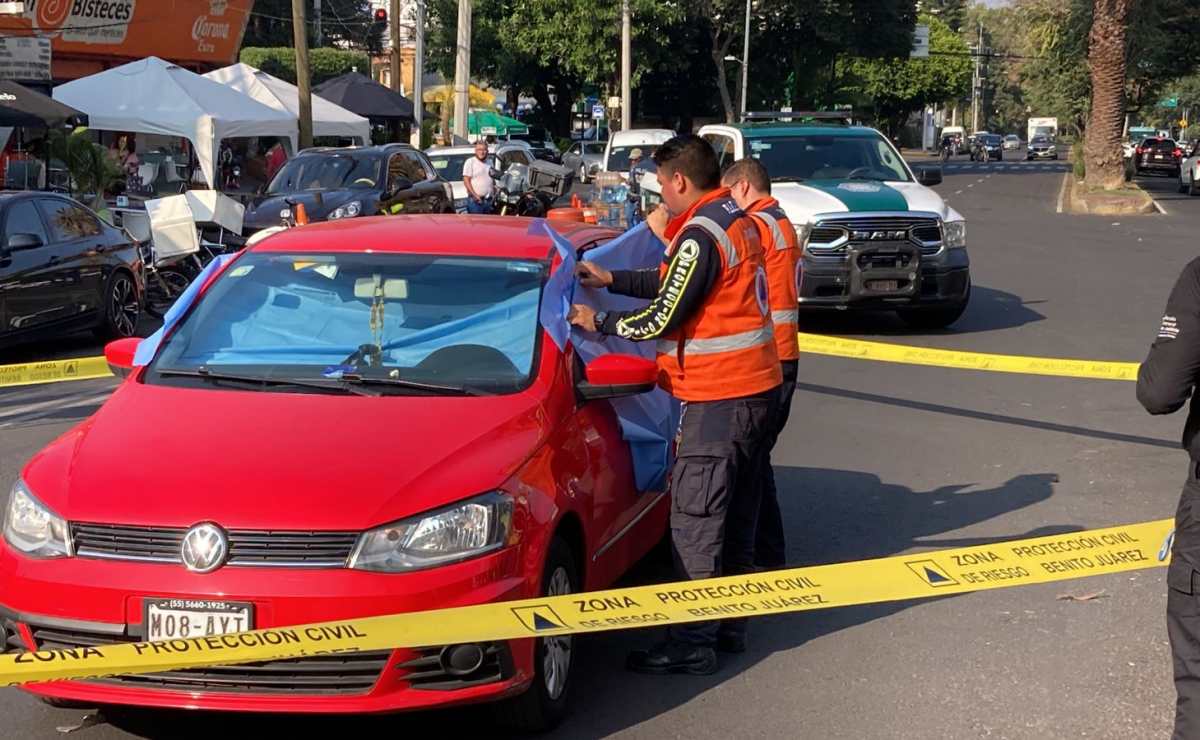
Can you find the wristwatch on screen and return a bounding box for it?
[593,310,609,332]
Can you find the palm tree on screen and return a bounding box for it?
[1083,0,1132,190]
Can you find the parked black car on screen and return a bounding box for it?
[1135,137,1183,177]
[0,191,142,349]
[242,144,454,235]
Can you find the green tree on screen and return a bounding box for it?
[840,16,971,138]
[240,47,371,85]
[920,0,968,32]
[242,0,383,52]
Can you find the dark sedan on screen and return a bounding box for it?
[971,134,1004,161]
[242,144,454,235]
[0,191,142,350]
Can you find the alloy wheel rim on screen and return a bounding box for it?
[112,277,138,337]
[542,565,573,700]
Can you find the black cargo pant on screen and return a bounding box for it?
[1169,465,1200,739]
[668,386,777,646]
[755,359,799,569]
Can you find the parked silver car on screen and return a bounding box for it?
[561,141,605,183]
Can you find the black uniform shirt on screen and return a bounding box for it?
[1138,256,1200,460]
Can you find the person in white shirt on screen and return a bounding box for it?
[462,140,495,214]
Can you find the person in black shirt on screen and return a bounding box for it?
[1137,256,1200,739]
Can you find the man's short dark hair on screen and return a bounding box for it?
[721,157,771,195]
[652,133,721,190]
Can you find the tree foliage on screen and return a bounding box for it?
[840,15,971,137]
[241,0,383,52]
[240,47,371,86]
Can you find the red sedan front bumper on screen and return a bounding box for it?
[0,542,537,713]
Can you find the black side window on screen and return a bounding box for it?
[3,200,49,246]
[38,199,101,242]
[403,151,435,180]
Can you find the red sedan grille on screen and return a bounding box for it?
[70,523,360,568]
[14,620,388,695]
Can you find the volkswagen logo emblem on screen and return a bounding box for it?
[180,523,229,573]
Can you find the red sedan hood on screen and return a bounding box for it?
[24,381,549,531]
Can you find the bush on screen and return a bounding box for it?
[239,47,370,86]
[1072,140,1085,180]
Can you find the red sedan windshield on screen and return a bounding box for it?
[149,252,547,394]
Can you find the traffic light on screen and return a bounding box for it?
[373,7,387,28]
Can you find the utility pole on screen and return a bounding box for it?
[452,0,471,140]
[971,21,983,134]
[740,0,750,119]
[313,0,322,46]
[389,0,401,92]
[292,0,313,149]
[620,0,631,131]
[410,0,425,148]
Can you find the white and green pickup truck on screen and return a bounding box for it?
[644,119,970,329]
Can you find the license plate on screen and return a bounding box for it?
[1155,154,1165,160]
[144,598,254,641]
[867,279,899,291]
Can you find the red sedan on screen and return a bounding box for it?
[0,216,668,730]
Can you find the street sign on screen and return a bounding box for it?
[910,25,930,58]
[1161,97,1179,109]
[592,104,605,120]
[607,96,621,109]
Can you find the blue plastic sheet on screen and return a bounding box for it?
[133,253,237,366]
[539,222,678,492]
[535,219,575,352]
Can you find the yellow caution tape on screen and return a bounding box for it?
[0,518,1173,687]
[0,356,112,389]
[797,333,1141,381]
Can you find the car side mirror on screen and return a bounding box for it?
[577,354,658,401]
[915,167,943,186]
[390,177,414,197]
[6,233,43,251]
[104,337,141,379]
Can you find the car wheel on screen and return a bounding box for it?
[144,268,190,319]
[1190,175,1198,197]
[897,285,970,331]
[495,536,577,732]
[93,271,141,341]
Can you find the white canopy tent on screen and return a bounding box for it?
[204,63,371,145]
[53,57,298,188]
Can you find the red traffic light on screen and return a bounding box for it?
[374,7,386,23]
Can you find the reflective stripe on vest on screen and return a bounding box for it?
[771,308,799,326]
[685,215,740,267]
[656,324,775,357]
[750,210,790,251]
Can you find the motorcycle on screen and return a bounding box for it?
[492,159,574,217]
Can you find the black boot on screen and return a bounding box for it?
[626,640,718,675]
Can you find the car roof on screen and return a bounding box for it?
[726,123,884,138]
[252,215,617,260]
[295,144,417,157]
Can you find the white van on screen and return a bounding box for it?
[602,128,675,175]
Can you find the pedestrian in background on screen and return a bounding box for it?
[462,140,495,214]
[1137,259,1200,739]
[625,147,648,229]
[568,134,781,674]
[721,157,801,570]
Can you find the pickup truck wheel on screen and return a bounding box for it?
[897,286,970,331]
[495,536,577,732]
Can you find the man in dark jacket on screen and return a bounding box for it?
[1137,256,1200,739]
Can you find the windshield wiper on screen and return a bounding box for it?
[337,372,490,396]
[158,367,378,397]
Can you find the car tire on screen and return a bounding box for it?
[897,285,970,331]
[93,270,141,341]
[144,268,191,319]
[1190,175,1199,197]
[495,535,577,732]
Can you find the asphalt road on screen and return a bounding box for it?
[0,160,1192,738]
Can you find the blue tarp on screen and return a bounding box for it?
[134,253,237,366]
[538,222,677,492]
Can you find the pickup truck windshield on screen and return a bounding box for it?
[746,133,911,182]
